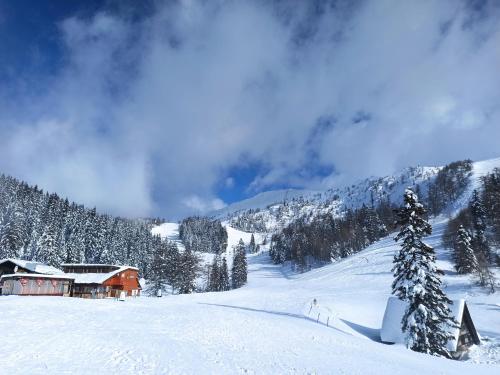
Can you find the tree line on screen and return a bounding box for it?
[443,169,500,293]
[206,238,248,292]
[179,217,228,253]
[269,204,392,270]
[0,174,156,277]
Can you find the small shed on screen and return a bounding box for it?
[381,297,480,358]
[0,273,74,296]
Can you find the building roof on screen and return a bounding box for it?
[1,273,75,280]
[0,258,63,275]
[380,297,480,352]
[64,266,139,285]
[60,263,139,271]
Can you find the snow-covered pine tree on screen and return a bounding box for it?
[148,236,170,296]
[231,239,247,289]
[393,188,455,358]
[453,225,478,274]
[208,254,221,292]
[219,257,230,291]
[469,190,496,292]
[37,224,61,267]
[164,241,180,294]
[249,234,256,253]
[175,250,200,294]
[0,202,23,258]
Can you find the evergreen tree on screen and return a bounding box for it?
[469,190,496,292]
[174,250,200,294]
[249,234,256,253]
[219,257,230,291]
[208,254,221,292]
[0,202,23,258]
[393,189,455,358]
[148,237,170,296]
[231,239,248,289]
[453,225,478,274]
[37,224,61,266]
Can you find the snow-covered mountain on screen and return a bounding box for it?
[213,158,500,234]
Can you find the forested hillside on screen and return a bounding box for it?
[0,174,159,275]
[221,160,474,235]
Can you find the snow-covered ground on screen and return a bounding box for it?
[1,220,499,374]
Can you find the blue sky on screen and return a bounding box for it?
[0,0,499,219]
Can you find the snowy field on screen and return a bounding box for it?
[1,221,499,374]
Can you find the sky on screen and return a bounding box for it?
[0,0,499,220]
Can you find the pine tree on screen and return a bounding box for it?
[249,234,256,253]
[37,224,61,266]
[453,225,478,274]
[393,188,455,358]
[175,250,200,294]
[0,202,23,259]
[148,237,170,296]
[231,239,248,289]
[208,254,221,292]
[219,257,230,291]
[469,190,496,292]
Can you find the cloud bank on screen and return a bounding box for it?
[0,0,499,219]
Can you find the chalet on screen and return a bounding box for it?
[380,297,481,359]
[61,264,141,299]
[1,273,74,296]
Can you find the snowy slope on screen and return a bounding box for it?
[151,222,185,250]
[1,219,499,374]
[150,222,266,287]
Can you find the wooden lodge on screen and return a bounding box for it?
[0,259,141,299]
[381,297,481,359]
[61,264,141,299]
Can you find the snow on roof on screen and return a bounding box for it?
[64,266,138,285]
[0,258,63,275]
[380,297,467,352]
[0,273,74,280]
[60,263,139,271]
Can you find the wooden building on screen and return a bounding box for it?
[380,297,481,359]
[0,274,74,296]
[0,258,65,295]
[61,264,141,299]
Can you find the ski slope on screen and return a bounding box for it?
[1,221,499,374]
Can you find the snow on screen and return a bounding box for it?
[64,266,138,285]
[0,273,75,280]
[150,222,266,278]
[151,222,183,244]
[1,219,499,374]
[61,263,139,270]
[0,258,63,275]
[380,297,467,352]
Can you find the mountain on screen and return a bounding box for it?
[214,158,500,234]
[211,188,320,217]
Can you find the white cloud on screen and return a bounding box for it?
[1,0,499,218]
[182,195,226,214]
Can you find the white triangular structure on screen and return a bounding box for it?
[381,297,480,356]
